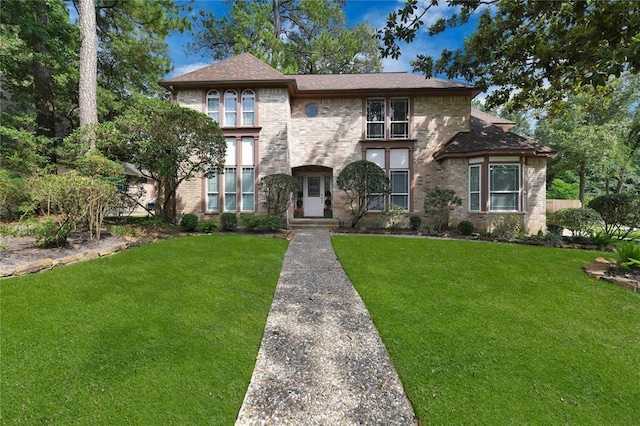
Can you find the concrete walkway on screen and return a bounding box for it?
[235,229,417,425]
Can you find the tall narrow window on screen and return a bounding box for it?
[366,148,386,210]
[469,165,481,211]
[206,90,220,123]
[224,90,237,126]
[366,99,385,139]
[241,137,255,211]
[224,167,237,210]
[389,148,409,210]
[241,90,255,126]
[489,164,520,211]
[390,98,409,138]
[206,173,219,211]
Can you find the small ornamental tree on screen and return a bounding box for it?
[259,174,300,220]
[92,98,226,222]
[337,160,389,228]
[552,207,602,238]
[423,188,462,232]
[588,193,640,239]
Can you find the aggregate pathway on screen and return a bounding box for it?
[235,229,417,425]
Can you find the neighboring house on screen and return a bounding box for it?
[160,53,555,232]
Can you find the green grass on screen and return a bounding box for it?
[332,236,640,425]
[1,235,288,424]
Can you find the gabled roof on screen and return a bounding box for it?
[470,108,515,131]
[291,73,475,93]
[434,111,556,160]
[160,52,478,95]
[160,52,294,87]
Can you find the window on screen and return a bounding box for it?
[366,97,409,139]
[207,137,255,212]
[469,165,481,211]
[365,148,410,211]
[490,164,520,211]
[242,90,255,126]
[366,99,385,139]
[206,90,220,123]
[224,90,237,126]
[390,98,409,138]
[206,173,219,211]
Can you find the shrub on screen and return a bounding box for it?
[108,224,137,237]
[200,220,218,233]
[180,213,199,232]
[491,214,523,238]
[615,241,640,269]
[547,178,579,200]
[380,206,404,229]
[259,174,301,220]
[552,207,602,238]
[337,160,389,228]
[588,194,640,239]
[0,170,27,220]
[220,213,237,231]
[546,223,564,236]
[589,230,615,247]
[457,220,475,235]
[34,219,74,248]
[423,188,462,232]
[241,214,280,232]
[409,215,422,231]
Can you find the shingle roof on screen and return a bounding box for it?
[470,108,515,127]
[160,52,292,85]
[434,112,556,160]
[160,52,477,94]
[290,73,474,92]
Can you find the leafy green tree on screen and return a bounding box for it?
[259,174,301,220]
[380,0,640,109]
[337,160,389,228]
[88,98,226,222]
[423,188,462,232]
[189,0,381,74]
[547,178,580,201]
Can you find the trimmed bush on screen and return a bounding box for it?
[546,223,564,236]
[180,213,199,232]
[409,215,422,231]
[259,174,301,220]
[457,220,475,235]
[200,220,218,233]
[423,188,462,232]
[220,213,237,231]
[34,219,74,248]
[552,207,602,238]
[241,214,280,232]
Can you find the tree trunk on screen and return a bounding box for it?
[79,0,98,150]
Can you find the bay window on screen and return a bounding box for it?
[469,165,481,211]
[490,164,520,211]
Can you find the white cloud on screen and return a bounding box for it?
[166,61,212,79]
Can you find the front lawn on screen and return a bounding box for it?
[332,236,640,424]
[1,235,288,424]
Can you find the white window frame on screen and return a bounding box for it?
[206,90,220,123]
[241,89,255,126]
[489,163,520,212]
[224,90,237,127]
[390,98,409,139]
[366,98,386,139]
[389,170,409,210]
[206,173,220,212]
[469,164,481,211]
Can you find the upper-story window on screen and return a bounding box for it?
[241,90,255,126]
[206,90,220,123]
[366,97,409,139]
[207,88,256,127]
[224,90,237,126]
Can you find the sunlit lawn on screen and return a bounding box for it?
[1,235,287,424]
[333,236,640,425]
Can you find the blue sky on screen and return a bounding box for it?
[166,0,478,81]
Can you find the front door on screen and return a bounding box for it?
[304,176,323,217]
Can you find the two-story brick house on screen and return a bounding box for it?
[160,52,554,232]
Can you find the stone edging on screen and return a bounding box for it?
[0,243,129,279]
[583,257,640,292]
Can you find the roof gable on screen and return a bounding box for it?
[291,73,474,93]
[161,52,290,85]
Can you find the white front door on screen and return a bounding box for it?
[304,176,323,217]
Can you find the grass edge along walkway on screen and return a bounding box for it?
[0,235,288,425]
[332,235,640,425]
